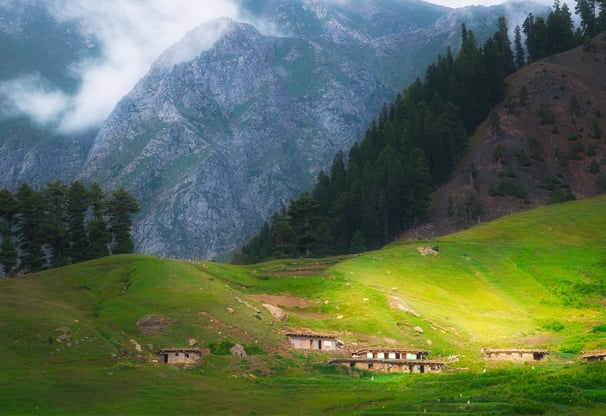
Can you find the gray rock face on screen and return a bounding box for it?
[82,0,548,260]
[82,18,394,259]
[1,0,552,260]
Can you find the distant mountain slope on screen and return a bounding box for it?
[409,32,606,241]
[81,0,550,260]
[0,0,99,188]
[0,0,551,260]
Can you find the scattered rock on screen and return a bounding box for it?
[336,315,344,319]
[426,339,433,346]
[230,344,247,357]
[226,307,235,314]
[262,304,288,321]
[389,295,420,317]
[130,339,142,352]
[188,338,198,347]
[414,326,424,334]
[417,246,438,256]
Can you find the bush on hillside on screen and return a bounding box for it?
[592,324,606,333]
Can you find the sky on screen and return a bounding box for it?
[0,0,556,133]
[426,0,507,7]
[0,0,240,133]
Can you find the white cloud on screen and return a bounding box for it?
[426,0,557,8]
[0,0,239,133]
[0,75,69,126]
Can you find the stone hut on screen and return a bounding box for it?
[332,347,445,374]
[481,348,549,362]
[286,333,337,352]
[583,350,606,362]
[352,348,430,361]
[158,348,202,365]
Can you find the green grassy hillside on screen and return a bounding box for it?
[1,197,605,415]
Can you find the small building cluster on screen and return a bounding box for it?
[481,348,549,362]
[332,347,446,374]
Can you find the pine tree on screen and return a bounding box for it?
[66,181,89,263]
[547,1,575,54]
[107,188,140,254]
[15,184,46,272]
[43,180,69,267]
[86,183,109,259]
[576,0,597,37]
[514,25,526,68]
[287,193,320,257]
[0,235,17,276]
[0,188,18,275]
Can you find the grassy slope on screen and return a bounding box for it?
[0,197,605,415]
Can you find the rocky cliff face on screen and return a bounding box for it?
[82,18,396,259]
[0,0,98,189]
[1,0,552,260]
[80,0,547,260]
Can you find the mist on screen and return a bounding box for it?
[0,0,239,133]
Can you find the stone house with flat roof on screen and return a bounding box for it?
[332,347,445,374]
[286,333,337,351]
[158,348,202,365]
[481,348,549,361]
[583,350,606,362]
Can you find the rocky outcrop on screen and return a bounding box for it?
[79,0,458,260]
[1,0,554,260]
[81,16,404,259]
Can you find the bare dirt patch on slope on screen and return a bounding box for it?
[249,294,315,309]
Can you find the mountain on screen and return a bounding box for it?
[81,0,549,260]
[405,31,606,241]
[1,196,605,414]
[0,0,99,189]
[0,0,551,260]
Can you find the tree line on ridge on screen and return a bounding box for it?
[0,181,139,275]
[234,1,603,264]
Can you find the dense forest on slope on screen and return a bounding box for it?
[235,1,606,264]
[0,182,139,275]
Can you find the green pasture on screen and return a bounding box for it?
[0,196,605,414]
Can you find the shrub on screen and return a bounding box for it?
[592,324,606,333]
[587,143,597,157]
[209,340,235,355]
[593,121,603,139]
[567,142,584,160]
[555,147,568,167]
[528,138,544,162]
[544,321,565,332]
[560,343,583,354]
[589,159,600,175]
[539,103,556,125]
[489,180,528,200]
[548,187,576,204]
[597,173,606,190]
[517,151,531,167]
